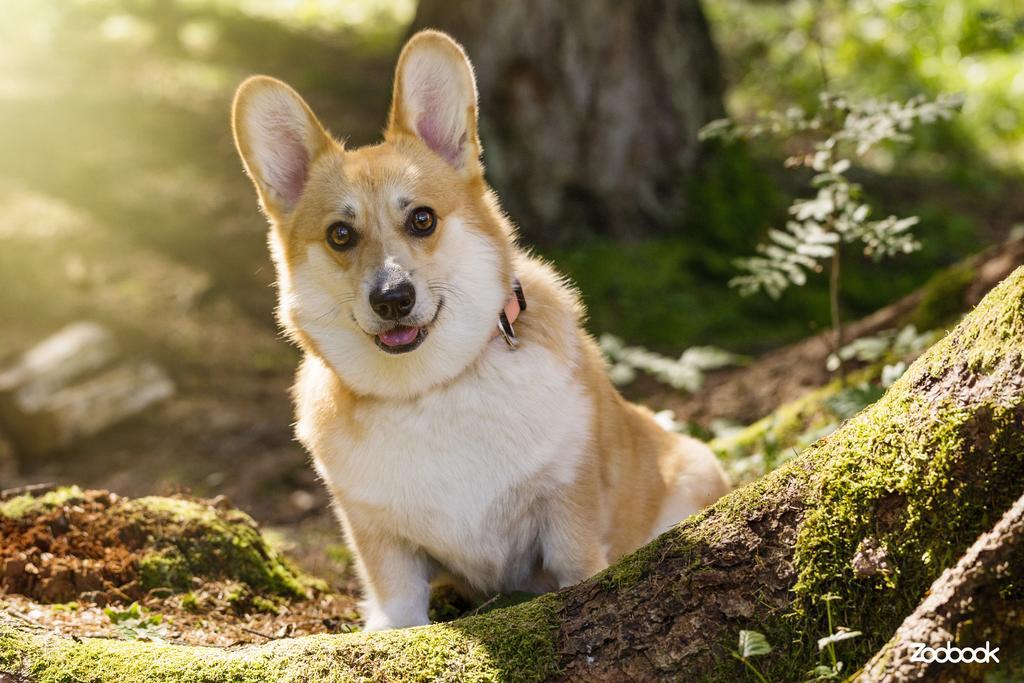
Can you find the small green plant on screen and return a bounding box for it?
[731,629,773,683]
[51,601,79,612]
[103,602,167,642]
[806,594,862,681]
[599,334,745,392]
[702,93,961,375]
[730,597,863,682]
[825,324,932,374]
[180,591,199,611]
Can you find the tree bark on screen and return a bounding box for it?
[2,268,1023,681]
[409,0,725,245]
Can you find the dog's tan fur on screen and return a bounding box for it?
[233,30,729,630]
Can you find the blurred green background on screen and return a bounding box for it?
[0,0,1021,520]
[563,0,1024,352]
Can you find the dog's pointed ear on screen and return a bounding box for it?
[387,30,481,174]
[232,76,333,219]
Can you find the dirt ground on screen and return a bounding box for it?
[0,488,360,646]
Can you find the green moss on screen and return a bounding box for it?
[126,497,325,599]
[598,532,674,589]
[0,485,84,519]
[251,596,280,615]
[180,593,199,612]
[927,265,1024,373]
[139,546,191,592]
[0,594,562,682]
[220,583,281,615]
[711,365,878,467]
[225,583,247,607]
[910,262,976,331]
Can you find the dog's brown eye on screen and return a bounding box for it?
[407,207,437,236]
[326,222,356,251]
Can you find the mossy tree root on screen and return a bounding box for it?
[3,268,1024,682]
[859,490,1024,682]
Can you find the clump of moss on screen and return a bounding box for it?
[0,485,85,519]
[598,530,680,590]
[126,497,324,599]
[251,596,280,615]
[138,546,191,592]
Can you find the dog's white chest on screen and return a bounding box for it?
[313,340,591,588]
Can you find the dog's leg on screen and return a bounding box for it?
[539,494,609,589]
[342,511,431,631]
[649,437,731,542]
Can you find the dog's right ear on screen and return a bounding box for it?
[232,76,333,220]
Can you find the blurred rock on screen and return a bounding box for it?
[289,489,317,513]
[0,322,117,402]
[0,321,175,456]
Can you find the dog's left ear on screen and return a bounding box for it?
[387,30,481,174]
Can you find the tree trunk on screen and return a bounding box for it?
[409,0,725,245]
[3,268,1023,681]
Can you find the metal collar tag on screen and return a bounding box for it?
[496,278,526,349]
[497,312,518,348]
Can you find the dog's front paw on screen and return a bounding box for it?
[362,602,430,631]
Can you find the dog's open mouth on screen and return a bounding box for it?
[374,325,428,354]
[370,297,443,355]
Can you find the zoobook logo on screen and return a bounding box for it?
[910,641,1000,664]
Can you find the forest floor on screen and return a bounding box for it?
[1,487,362,646]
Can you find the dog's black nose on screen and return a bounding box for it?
[369,281,416,320]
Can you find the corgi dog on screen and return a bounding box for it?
[232,30,730,631]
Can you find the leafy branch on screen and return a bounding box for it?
[701,92,962,374]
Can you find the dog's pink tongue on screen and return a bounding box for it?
[378,326,420,347]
